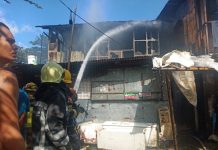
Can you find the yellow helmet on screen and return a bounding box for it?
[63,69,72,84]
[24,82,38,92]
[41,61,64,83]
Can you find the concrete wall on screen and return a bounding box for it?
[77,100,167,124]
[77,66,168,124]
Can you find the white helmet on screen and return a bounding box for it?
[41,61,64,83]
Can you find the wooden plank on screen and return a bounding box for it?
[153,67,213,71]
[158,107,173,140]
[165,72,179,150]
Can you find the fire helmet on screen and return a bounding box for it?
[41,61,64,83]
[63,69,72,84]
[24,82,38,92]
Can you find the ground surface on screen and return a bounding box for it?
[80,133,218,150]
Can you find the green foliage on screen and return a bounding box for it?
[16,47,27,64]
[16,34,48,64]
[30,34,48,48]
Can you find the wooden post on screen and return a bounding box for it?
[165,71,179,150]
[194,106,199,132]
[203,0,209,54]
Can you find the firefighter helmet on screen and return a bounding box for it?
[63,69,72,84]
[24,82,38,92]
[41,61,64,83]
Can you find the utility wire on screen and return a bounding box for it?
[2,0,42,8]
[23,0,42,9]
[59,0,119,44]
[3,0,10,4]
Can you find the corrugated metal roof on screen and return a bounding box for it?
[36,21,129,29]
[73,56,152,65]
[13,56,153,87]
[14,56,152,70]
[36,20,172,32]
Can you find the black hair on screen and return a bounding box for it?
[0,22,9,29]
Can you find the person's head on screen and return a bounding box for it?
[23,82,38,100]
[63,69,72,86]
[41,61,64,83]
[0,22,17,66]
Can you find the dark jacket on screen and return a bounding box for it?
[32,82,69,150]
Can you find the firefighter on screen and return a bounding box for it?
[23,82,38,150]
[24,82,38,103]
[32,61,70,150]
[63,69,82,150]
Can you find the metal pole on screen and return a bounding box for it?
[40,34,42,64]
[165,71,179,150]
[67,0,77,70]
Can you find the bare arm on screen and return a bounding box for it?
[0,70,25,150]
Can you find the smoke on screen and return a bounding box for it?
[82,0,106,23]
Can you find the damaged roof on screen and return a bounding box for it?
[14,56,153,87]
[157,0,188,22]
[36,20,173,32]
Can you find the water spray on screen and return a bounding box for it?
[74,21,144,92]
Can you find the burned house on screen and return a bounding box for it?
[14,0,218,149]
[36,20,174,62]
[31,20,173,149]
[156,0,218,149]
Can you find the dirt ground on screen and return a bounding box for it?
[80,131,218,150]
[80,135,218,150]
[177,134,218,150]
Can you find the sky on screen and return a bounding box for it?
[0,0,168,48]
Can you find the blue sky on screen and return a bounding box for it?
[0,0,168,48]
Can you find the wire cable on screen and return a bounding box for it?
[23,0,42,9]
[3,0,10,4]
